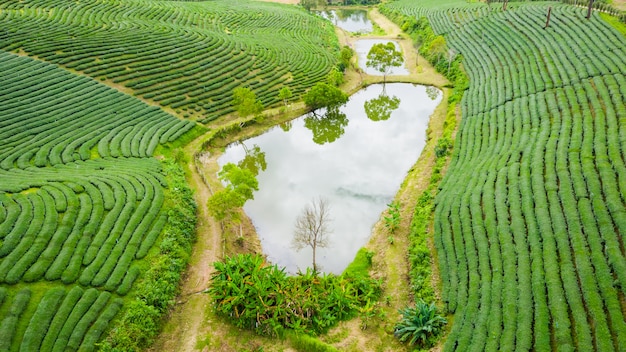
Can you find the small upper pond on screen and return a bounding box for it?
[355,39,410,76]
[218,83,442,274]
[317,9,372,34]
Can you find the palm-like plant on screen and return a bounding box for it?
[394,300,447,347]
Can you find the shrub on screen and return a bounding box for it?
[209,254,381,337]
[394,300,447,348]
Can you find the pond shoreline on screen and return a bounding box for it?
[152,6,451,351]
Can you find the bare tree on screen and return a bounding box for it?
[291,197,332,273]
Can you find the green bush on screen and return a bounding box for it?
[394,301,447,348]
[209,254,381,337]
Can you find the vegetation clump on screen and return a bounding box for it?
[394,300,447,348]
[209,254,381,337]
[366,42,403,83]
[303,82,349,112]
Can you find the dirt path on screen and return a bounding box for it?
[148,134,224,352]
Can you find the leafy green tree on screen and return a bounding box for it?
[326,67,344,87]
[207,163,258,236]
[304,109,348,145]
[232,87,263,118]
[300,0,318,12]
[278,86,293,107]
[303,82,348,112]
[366,42,403,83]
[394,300,447,348]
[364,93,400,121]
[428,36,447,63]
[339,45,354,71]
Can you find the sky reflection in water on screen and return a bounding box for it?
[218,83,441,274]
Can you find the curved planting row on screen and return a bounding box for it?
[0,51,195,170]
[0,286,123,352]
[0,0,339,122]
[0,157,166,292]
[0,50,196,350]
[385,1,626,351]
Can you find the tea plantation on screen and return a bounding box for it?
[0,0,339,122]
[0,0,344,348]
[382,0,626,350]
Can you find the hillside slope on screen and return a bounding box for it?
[0,0,339,122]
[383,1,626,350]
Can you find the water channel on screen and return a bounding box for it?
[218,83,441,274]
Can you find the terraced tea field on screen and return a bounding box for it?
[0,49,197,350]
[382,1,626,350]
[0,0,344,349]
[0,0,339,122]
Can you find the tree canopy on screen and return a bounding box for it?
[303,82,348,112]
[366,42,403,82]
[232,87,264,117]
[207,163,258,222]
[278,87,293,107]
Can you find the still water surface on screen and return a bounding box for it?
[317,9,372,33]
[218,83,441,274]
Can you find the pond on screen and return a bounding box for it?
[355,39,410,76]
[317,9,372,34]
[218,83,442,274]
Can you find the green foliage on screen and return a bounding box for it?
[366,42,403,81]
[394,301,447,347]
[278,87,293,107]
[209,254,381,337]
[434,136,452,158]
[338,45,354,72]
[303,82,349,112]
[343,248,374,277]
[233,87,264,118]
[326,67,344,87]
[286,331,339,352]
[304,109,349,145]
[207,163,259,222]
[383,201,401,233]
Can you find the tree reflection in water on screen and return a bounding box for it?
[425,85,440,100]
[237,143,267,176]
[364,88,400,122]
[304,108,349,145]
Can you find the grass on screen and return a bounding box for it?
[601,12,626,35]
